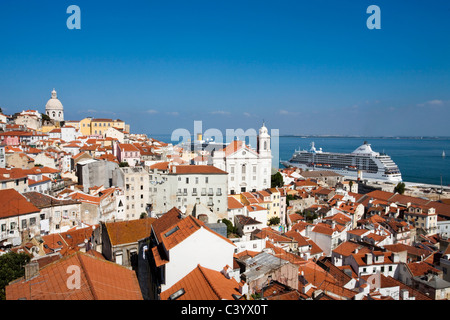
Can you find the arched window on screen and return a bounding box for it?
[52,111,56,117]
[264,141,268,150]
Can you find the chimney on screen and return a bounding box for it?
[401,289,409,300]
[221,265,232,279]
[24,261,40,280]
[365,253,373,265]
[239,281,248,295]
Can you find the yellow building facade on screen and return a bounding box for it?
[79,117,127,136]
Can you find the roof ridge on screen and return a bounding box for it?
[77,252,99,300]
[197,265,222,300]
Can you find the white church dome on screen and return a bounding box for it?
[45,89,64,110]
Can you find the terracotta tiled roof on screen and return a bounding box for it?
[152,207,184,244]
[312,223,344,236]
[6,251,143,300]
[219,140,246,157]
[118,143,139,152]
[284,230,309,247]
[105,218,156,246]
[149,161,170,171]
[407,261,441,277]
[228,196,244,210]
[160,264,240,300]
[332,241,371,257]
[160,215,234,250]
[171,165,228,175]
[235,215,261,226]
[0,189,40,219]
[253,227,294,244]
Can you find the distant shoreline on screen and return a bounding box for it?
[278,135,450,140]
[147,133,450,141]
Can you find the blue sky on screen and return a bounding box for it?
[0,0,449,136]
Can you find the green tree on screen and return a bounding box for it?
[271,172,284,188]
[41,113,51,122]
[394,182,406,195]
[268,216,280,226]
[0,252,31,300]
[221,218,238,237]
[119,161,129,167]
[286,194,295,206]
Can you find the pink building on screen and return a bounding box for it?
[116,143,140,166]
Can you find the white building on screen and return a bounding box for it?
[118,166,150,220]
[212,123,272,195]
[149,164,228,223]
[61,125,80,142]
[0,189,41,246]
[150,209,236,294]
[0,145,5,168]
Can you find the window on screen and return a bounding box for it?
[205,177,209,183]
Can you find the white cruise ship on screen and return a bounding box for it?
[281,141,402,182]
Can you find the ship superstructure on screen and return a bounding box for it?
[281,141,402,182]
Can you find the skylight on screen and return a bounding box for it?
[164,226,179,238]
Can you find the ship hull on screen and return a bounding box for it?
[280,160,403,183]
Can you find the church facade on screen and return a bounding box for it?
[212,124,272,194]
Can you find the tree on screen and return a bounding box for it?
[271,172,284,188]
[119,161,129,167]
[0,251,31,300]
[140,212,147,219]
[221,218,237,237]
[394,182,406,195]
[41,113,51,122]
[286,194,295,206]
[268,217,280,226]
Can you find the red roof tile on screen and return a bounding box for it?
[160,265,240,300]
[6,251,143,300]
[0,189,40,219]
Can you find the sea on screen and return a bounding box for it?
[149,134,450,187]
